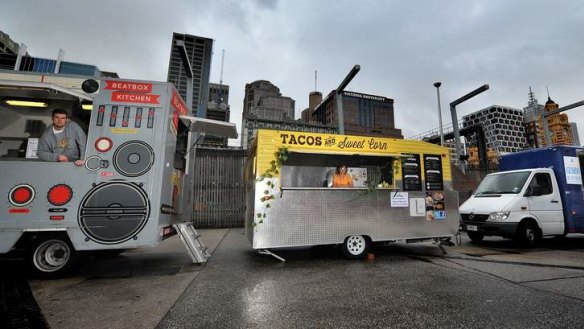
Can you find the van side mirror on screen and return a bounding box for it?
[525,186,543,197]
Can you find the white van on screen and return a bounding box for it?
[459,146,584,246]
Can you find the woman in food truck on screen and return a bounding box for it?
[332,164,354,188]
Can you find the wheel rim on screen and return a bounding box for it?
[33,239,70,272]
[525,227,534,242]
[346,236,366,255]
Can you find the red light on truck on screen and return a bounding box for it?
[50,215,65,220]
[95,137,113,152]
[9,184,35,206]
[48,184,73,206]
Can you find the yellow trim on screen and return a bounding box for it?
[252,129,452,181]
[110,128,138,134]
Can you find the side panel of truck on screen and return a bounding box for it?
[246,129,459,250]
[499,146,584,233]
[0,78,192,252]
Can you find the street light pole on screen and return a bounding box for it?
[433,82,444,146]
[450,84,490,169]
[336,65,361,135]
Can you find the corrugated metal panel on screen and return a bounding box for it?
[192,147,247,228]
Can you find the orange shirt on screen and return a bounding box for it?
[333,173,353,187]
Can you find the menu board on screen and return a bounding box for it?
[423,154,443,191]
[401,154,421,191]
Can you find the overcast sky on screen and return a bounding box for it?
[2,0,584,145]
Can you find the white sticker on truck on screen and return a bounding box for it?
[563,156,582,185]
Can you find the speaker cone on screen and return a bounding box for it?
[113,141,154,177]
[78,182,150,244]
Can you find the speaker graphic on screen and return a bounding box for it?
[113,140,155,177]
[78,182,150,244]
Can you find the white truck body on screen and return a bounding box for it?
[460,146,584,244]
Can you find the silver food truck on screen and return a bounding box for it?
[244,129,459,261]
[0,73,236,277]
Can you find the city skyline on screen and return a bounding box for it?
[2,1,584,146]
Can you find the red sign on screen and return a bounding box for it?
[9,208,30,214]
[105,80,152,93]
[171,89,189,130]
[111,91,160,104]
[171,89,188,115]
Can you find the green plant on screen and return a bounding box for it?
[393,158,401,176]
[254,147,289,226]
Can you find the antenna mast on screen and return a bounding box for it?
[217,49,225,104]
[314,70,317,91]
[220,49,225,86]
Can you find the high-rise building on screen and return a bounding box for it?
[571,123,581,146]
[522,87,545,123]
[241,80,297,148]
[301,91,322,123]
[166,33,213,117]
[0,30,19,55]
[462,105,527,154]
[242,80,294,120]
[523,88,546,148]
[311,90,403,138]
[204,83,230,146]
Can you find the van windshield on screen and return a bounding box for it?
[474,171,532,195]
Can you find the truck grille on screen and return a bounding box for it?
[460,213,489,222]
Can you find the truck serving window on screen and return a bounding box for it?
[474,171,531,195]
[173,119,189,172]
[0,104,89,160]
[279,152,393,188]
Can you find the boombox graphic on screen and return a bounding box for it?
[0,76,237,277]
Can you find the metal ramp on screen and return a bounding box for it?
[174,222,210,263]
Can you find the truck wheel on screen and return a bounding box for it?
[341,235,370,259]
[516,222,540,247]
[28,235,78,279]
[467,231,484,243]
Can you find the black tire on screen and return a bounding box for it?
[341,235,370,259]
[467,231,485,243]
[28,235,78,279]
[516,221,540,247]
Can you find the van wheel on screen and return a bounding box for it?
[28,235,78,279]
[516,222,540,247]
[341,235,369,259]
[467,231,484,243]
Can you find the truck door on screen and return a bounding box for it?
[526,172,564,235]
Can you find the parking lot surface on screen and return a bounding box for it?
[3,230,584,328]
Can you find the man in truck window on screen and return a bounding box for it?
[37,108,86,166]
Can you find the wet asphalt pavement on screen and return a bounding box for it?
[157,230,584,329]
[3,230,584,328]
[0,260,48,329]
